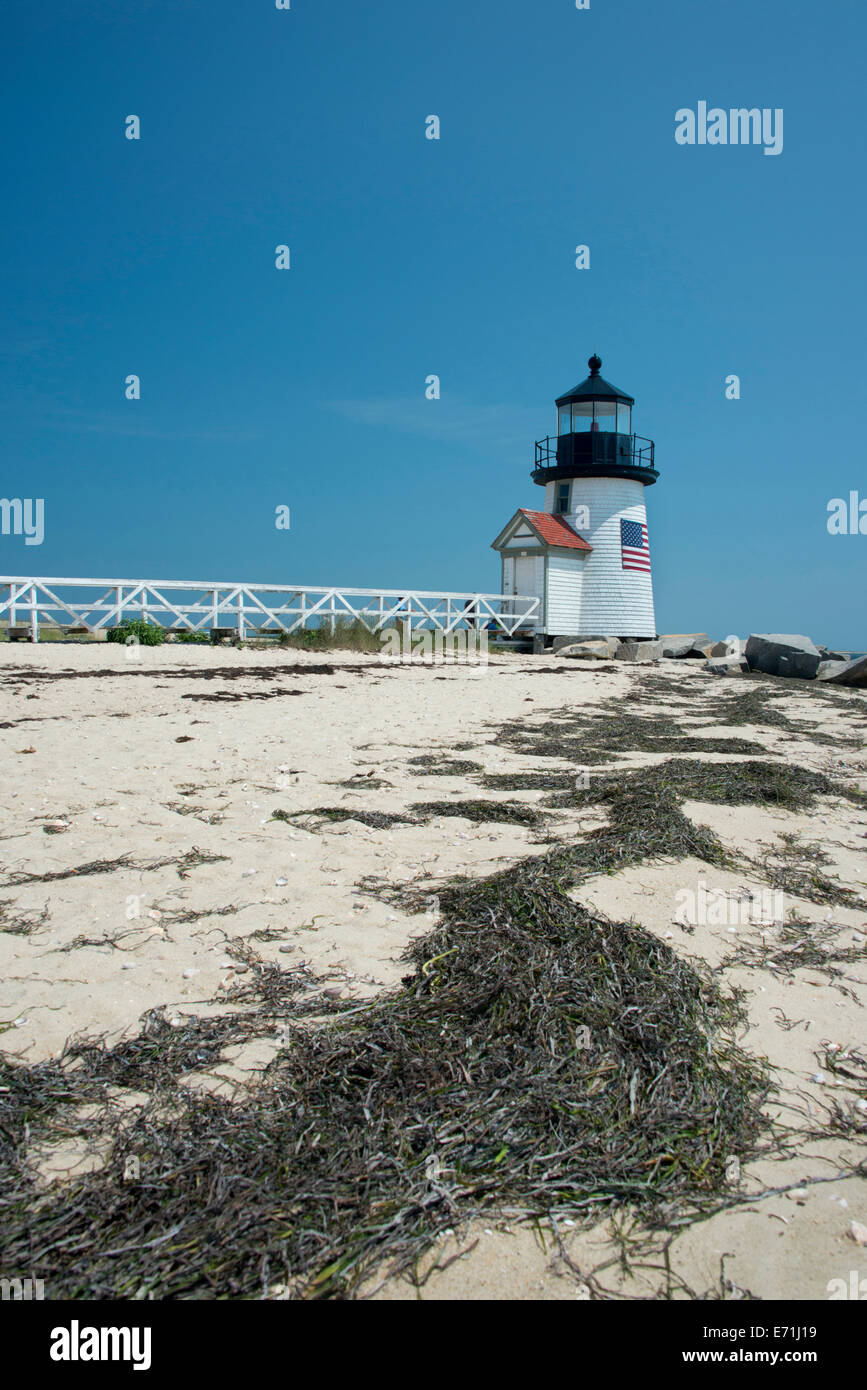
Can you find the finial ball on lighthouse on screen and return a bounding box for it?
[491,354,660,642]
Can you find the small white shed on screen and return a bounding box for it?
[491,508,592,636]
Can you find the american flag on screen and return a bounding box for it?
[621,518,651,572]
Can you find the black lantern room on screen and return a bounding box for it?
[532,354,658,487]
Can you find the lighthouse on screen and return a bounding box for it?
[491,354,659,641]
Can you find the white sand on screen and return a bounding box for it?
[1,643,864,1299]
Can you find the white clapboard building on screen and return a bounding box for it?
[491,355,659,640]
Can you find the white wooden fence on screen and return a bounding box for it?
[0,577,540,642]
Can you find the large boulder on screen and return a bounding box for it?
[705,655,749,676]
[614,640,663,663]
[744,634,822,680]
[557,640,612,660]
[660,633,712,658]
[816,655,867,687]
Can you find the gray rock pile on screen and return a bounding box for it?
[553,629,865,686]
[743,634,865,687]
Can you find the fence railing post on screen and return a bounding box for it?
[29,584,39,643]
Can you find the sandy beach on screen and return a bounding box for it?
[1,643,865,1300]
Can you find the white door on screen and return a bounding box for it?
[511,556,539,624]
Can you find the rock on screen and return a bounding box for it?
[744,634,823,680]
[660,632,712,658]
[557,640,612,660]
[705,656,749,675]
[709,641,732,657]
[552,635,619,656]
[816,654,867,687]
[614,640,663,663]
[818,646,849,661]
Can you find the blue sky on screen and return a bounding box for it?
[1,0,865,647]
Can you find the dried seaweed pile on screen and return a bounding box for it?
[0,663,370,688]
[408,755,483,776]
[536,759,866,912]
[410,799,544,828]
[5,755,854,1299]
[595,671,867,745]
[273,800,544,830]
[0,873,769,1300]
[272,807,420,830]
[494,707,762,764]
[710,682,867,745]
[181,688,305,703]
[546,757,865,815]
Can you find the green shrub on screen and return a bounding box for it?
[106,619,164,646]
[174,630,210,644]
[278,616,382,653]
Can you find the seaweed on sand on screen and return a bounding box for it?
[271,800,543,830]
[479,770,579,792]
[271,807,421,831]
[1,688,860,1299]
[749,833,867,912]
[494,709,763,764]
[409,758,483,777]
[2,848,229,888]
[409,799,545,828]
[711,682,866,746]
[719,913,866,992]
[0,899,49,937]
[0,877,770,1300]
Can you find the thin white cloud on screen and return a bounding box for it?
[323,396,539,451]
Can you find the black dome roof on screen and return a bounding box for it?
[555,354,634,406]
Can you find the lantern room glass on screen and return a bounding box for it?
[557,399,629,435]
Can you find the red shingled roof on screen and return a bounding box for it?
[519,509,592,551]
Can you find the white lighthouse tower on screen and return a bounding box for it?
[491,354,659,642]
